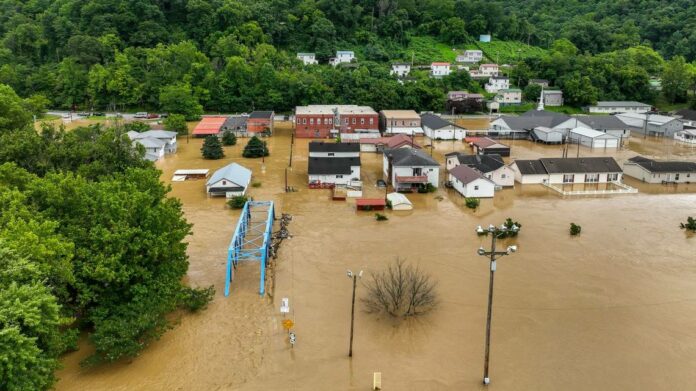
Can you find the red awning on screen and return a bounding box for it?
[396,175,428,184]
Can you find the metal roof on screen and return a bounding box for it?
[249,111,274,119]
[193,116,227,135]
[576,115,630,130]
[455,154,505,173]
[569,127,618,139]
[420,113,463,130]
[540,157,622,174]
[449,165,492,185]
[207,163,252,187]
[594,101,651,107]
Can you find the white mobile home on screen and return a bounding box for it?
[623,156,696,184]
[421,113,466,140]
[511,157,623,185]
[588,101,651,114]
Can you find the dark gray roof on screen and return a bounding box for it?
[576,115,630,130]
[514,160,547,175]
[675,109,696,121]
[222,116,248,130]
[249,111,274,119]
[628,156,696,173]
[309,142,360,153]
[385,148,439,167]
[540,157,622,174]
[455,154,504,173]
[449,165,490,185]
[420,113,464,130]
[308,157,360,175]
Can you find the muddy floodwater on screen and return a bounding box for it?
[56,121,696,390]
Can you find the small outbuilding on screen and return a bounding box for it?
[470,137,511,157]
[387,192,413,210]
[206,163,252,197]
[532,126,566,144]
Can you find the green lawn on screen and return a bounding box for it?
[40,114,61,120]
[473,41,547,64]
[404,36,459,64]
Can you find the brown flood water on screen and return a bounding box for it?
[57,121,696,390]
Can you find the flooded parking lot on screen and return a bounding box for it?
[57,121,696,390]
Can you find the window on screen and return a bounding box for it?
[474,186,479,190]
[222,180,227,185]
[607,173,619,181]
[361,118,365,125]
[586,173,599,183]
[310,118,314,125]
[369,118,374,125]
[329,118,333,124]
[563,174,575,183]
[501,174,507,178]
[352,118,356,124]
[302,118,306,124]
[336,175,343,178]
[328,153,334,157]
[324,118,328,125]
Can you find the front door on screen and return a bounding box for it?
[413,168,423,176]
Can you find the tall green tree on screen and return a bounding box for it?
[159,83,203,120]
[242,135,269,158]
[201,135,224,159]
[662,56,691,103]
[163,114,189,135]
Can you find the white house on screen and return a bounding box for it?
[485,76,510,93]
[421,113,466,140]
[575,115,632,139]
[675,129,696,145]
[494,89,522,105]
[128,129,178,160]
[297,53,318,65]
[457,50,483,63]
[448,165,496,198]
[623,156,696,184]
[588,101,651,114]
[206,163,252,197]
[134,137,166,161]
[445,152,514,187]
[386,192,413,210]
[431,62,451,78]
[615,112,683,137]
[510,157,623,185]
[568,127,619,149]
[391,63,411,77]
[531,126,566,144]
[308,142,361,186]
[543,90,564,107]
[383,148,440,192]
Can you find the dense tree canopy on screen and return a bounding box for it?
[0,1,695,112]
[0,85,213,389]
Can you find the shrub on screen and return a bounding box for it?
[221,130,237,146]
[242,136,269,158]
[465,197,480,209]
[201,135,224,159]
[362,258,438,318]
[227,195,248,209]
[251,182,262,188]
[123,121,150,132]
[375,213,388,221]
[680,217,696,232]
[570,223,582,235]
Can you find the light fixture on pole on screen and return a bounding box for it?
[477,223,519,385]
[347,269,363,357]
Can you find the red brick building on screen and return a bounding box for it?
[247,111,274,134]
[294,105,379,138]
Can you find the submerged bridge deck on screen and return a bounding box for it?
[225,201,275,296]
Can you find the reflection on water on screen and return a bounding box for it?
[57,122,696,391]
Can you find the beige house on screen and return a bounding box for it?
[379,110,423,135]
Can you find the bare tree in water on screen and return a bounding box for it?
[362,258,438,317]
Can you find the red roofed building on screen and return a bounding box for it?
[431,62,451,78]
[192,116,228,137]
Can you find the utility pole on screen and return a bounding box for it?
[476,224,519,385]
[347,269,363,357]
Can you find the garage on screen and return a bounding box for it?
[569,127,619,150]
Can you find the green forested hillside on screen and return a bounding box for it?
[0,0,694,111]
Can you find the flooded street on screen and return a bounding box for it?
[56,121,696,390]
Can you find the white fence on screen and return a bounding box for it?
[543,181,638,196]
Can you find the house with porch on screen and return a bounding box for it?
[128,130,178,153]
[329,51,355,66]
[510,157,623,185]
[457,50,483,63]
[383,148,440,192]
[431,62,451,78]
[421,113,466,140]
[448,165,496,198]
[206,163,252,197]
[623,156,696,184]
[445,153,514,187]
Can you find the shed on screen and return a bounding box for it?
[448,165,496,198]
[387,192,413,210]
[356,198,386,211]
[532,126,566,144]
[206,163,252,197]
[172,169,209,181]
[568,127,619,149]
[470,137,511,157]
[193,116,228,137]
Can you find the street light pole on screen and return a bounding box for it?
[476,224,518,385]
[347,269,363,357]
